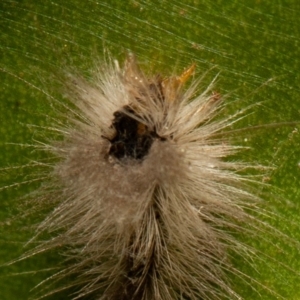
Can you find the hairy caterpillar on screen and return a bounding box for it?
[1,1,300,298]
[2,53,297,300]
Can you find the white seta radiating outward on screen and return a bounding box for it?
[17,54,269,300]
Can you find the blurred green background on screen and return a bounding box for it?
[1,0,300,299]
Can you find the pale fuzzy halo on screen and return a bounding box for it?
[5,54,293,300]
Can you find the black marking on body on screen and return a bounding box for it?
[107,106,165,160]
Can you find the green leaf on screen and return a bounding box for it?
[1,1,299,299]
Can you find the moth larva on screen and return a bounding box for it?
[3,54,294,300]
